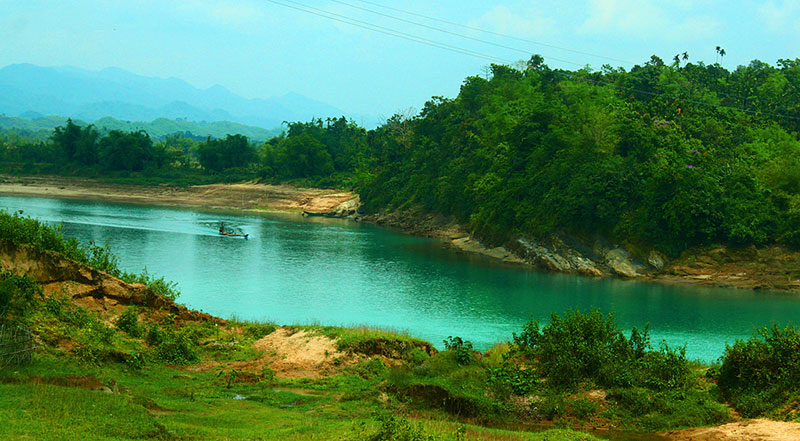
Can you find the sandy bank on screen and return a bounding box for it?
[0,175,356,215]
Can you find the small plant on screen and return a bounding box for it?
[0,271,41,322]
[218,369,238,388]
[443,336,473,365]
[125,351,145,370]
[260,367,276,385]
[115,306,141,337]
[487,362,537,396]
[571,398,599,418]
[150,328,199,365]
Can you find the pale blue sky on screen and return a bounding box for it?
[1,0,798,118]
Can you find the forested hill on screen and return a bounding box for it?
[355,55,800,255]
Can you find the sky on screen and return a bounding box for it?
[1,0,798,119]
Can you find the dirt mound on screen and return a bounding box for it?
[252,327,357,379]
[662,419,800,441]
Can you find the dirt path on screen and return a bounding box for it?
[0,175,355,215]
[662,419,800,440]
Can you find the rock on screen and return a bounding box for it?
[331,196,360,217]
[516,237,607,276]
[604,248,645,278]
[648,250,666,271]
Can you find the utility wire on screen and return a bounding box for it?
[346,0,637,66]
[267,0,797,122]
[327,0,584,67]
[266,0,512,64]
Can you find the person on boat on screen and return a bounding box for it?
[219,223,225,234]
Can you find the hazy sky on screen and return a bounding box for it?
[1,0,798,118]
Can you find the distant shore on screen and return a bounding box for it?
[0,174,356,215]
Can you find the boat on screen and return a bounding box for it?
[218,223,249,239]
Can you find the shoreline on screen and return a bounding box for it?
[0,174,357,216]
[2,174,799,294]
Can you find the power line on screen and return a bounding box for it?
[267,1,798,122]
[327,0,585,67]
[346,0,638,66]
[266,0,512,64]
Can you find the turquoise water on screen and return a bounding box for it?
[3,195,799,361]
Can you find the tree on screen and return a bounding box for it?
[275,133,334,178]
[51,119,99,164]
[197,134,256,172]
[98,130,154,171]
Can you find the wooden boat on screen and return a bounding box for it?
[218,223,248,239]
[219,231,248,239]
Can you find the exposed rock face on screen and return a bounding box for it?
[0,239,223,323]
[603,248,646,278]
[648,250,667,271]
[513,236,651,278]
[303,195,361,218]
[516,237,608,277]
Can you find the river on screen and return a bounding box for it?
[3,195,799,362]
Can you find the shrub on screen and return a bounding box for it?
[512,309,689,390]
[443,336,473,365]
[121,269,180,301]
[487,362,537,396]
[0,270,41,321]
[115,307,141,337]
[718,325,800,417]
[150,328,199,365]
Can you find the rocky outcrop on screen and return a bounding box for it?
[515,237,608,276]
[0,239,223,323]
[303,195,361,218]
[513,236,651,278]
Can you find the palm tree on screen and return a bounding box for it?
[715,46,726,64]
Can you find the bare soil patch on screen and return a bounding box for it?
[0,175,355,214]
[662,419,800,441]
[251,327,359,379]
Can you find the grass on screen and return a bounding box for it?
[297,324,432,355]
[0,352,601,441]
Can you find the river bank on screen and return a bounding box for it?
[2,174,800,294]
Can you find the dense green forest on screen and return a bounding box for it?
[2,54,800,254]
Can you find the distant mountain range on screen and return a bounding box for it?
[0,63,357,131]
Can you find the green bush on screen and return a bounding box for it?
[718,325,800,417]
[487,362,537,396]
[150,327,199,365]
[0,210,84,262]
[512,309,688,390]
[121,269,180,301]
[115,306,141,337]
[0,270,41,321]
[443,336,473,365]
